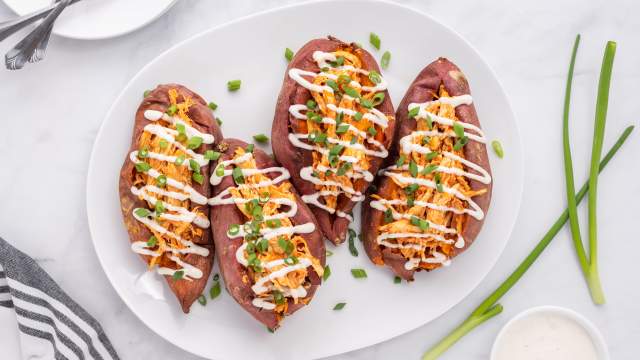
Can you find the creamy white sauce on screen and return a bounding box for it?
[287,50,390,222]
[128,107,214,279]
[208,152,317,310]
[494,312,599,360]
[369,94,492,270]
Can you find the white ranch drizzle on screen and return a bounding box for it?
[128,107,213,280]
[287,50,390,222]
[369,95,491,270]
[208,152,318,310]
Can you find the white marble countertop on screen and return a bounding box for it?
[1,0,639,359]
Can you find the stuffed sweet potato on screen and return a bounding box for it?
[119,84,222,312]
[272,36,395,245]
[209,139,325,330]
[362,58,493,280]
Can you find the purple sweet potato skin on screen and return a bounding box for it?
[272,36,395,245]
[119,84,222,312]
[210,138,326,330]
[362,58,492,281]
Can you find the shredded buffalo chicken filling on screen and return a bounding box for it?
[227,148,323,315]
[133,90,206,275]
[295,47,390,215]
[373,86,487,270]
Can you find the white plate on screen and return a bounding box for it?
[2,0,177,40]
[86,1,523,359]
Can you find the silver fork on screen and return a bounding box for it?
[4,0,73,70]
[0,0,80,42]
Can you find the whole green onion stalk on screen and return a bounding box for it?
[421,125,633,360]
[423,38,625,359]
[563,36,616,304]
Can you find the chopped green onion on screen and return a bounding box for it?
[351,268,367,279]
[208,102,218,111]
[329,144,344,156]
[372,92,385,106]
[215,164,224,177]
[336,112,344,124]
[143,89,151,98]
[253,134,270,143]
[405,183,419,195]
[491,140,504,158]
[396,154,406,166]
[146,236,158,247]
[327,79,339,92]
[278,237,293,255]
[368,70,382,84]
[189,159,200,172]
[367,126,377,136]
[422,136,431,146]
[453,122,465,138]
[227,224,240,236]
[310,131,328,144]
[285,47,294,62]
[134,208,151,218]
[187,136,203,150]
[426,151,439,161]
[348,228,358,257]
[266,219,281,228]
[422,164,438,175]
[384,208,393,224]
[166,104,177,116]
[394,276,402,284]
[172,270,184,280]
[284,256,299,265]
[408,107,420,119]
[273,290,285,305]
[259,192,271,203]
[174,155,186,166]
[361,98,373,109]
[350,136,357,145]
[156,175,167,188]
[205,150,221,160]
[369,32,381,50]
[426,114,434,129]
[306,99,317,109]
[154,201,165,216]
[246,144,254,153]
[336,124,350,134]
[453,136,469,151]
[409,160,418,177]
[213,273,219,281]
[159,139,169,149]
[257,238,269,252]
[192,173,204,184]
[197,295,207,306]
[216,118,223,126]
[381,51,391,69]
[435,173,444,192]
[333,302,346,311]
[323,265,331,281]
[353,112,363,121]
[135,162,151,173]
[344,86,359,98]
[337,74,351,86]
[209,281,221,300]
[227,79,241,91]
[138,148,149,159]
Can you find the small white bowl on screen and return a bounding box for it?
[490,305,609,360]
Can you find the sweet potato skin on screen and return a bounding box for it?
[210,139,326,330]
[362,58,492,280]
[119,84,221,312]
[272,36,395,245]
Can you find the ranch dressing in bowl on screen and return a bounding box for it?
[491,306,608,360]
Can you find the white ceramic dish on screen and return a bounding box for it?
[86,1,523,359]
[2,0,177,40]
[491,306,609,360]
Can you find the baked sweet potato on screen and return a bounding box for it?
[119,84,222,312]
[362,58,493,280]
[209,139,325,330]
[272,36,395,245]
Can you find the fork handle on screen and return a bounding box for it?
[0,4,57,42]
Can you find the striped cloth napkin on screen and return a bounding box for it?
[0,237,119,360]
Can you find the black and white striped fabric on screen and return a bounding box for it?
[0,237,119,360]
